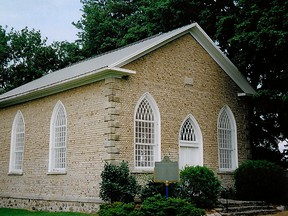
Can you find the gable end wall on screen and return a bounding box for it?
[118,34,251,185]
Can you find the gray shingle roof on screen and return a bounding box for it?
[0,23,255,108]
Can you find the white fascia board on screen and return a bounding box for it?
[190,24,256,95]
[0,67,135,108]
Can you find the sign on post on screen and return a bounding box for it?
[154,156,179,198]
[154,156,179,182]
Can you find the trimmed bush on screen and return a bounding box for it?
[100,161,140,203]
[98,202,142,216]
[98,195,205,216]
[179,166,221,209]
[234,160,287,203]
[141,194,205,216]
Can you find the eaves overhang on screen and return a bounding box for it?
[0,67,135,108]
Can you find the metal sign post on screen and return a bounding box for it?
[154,156,179,198]
[165,180,169,198]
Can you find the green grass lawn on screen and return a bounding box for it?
[0,208,97,216]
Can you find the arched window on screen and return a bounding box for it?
[180,117,197,142]
[49,101,67,173]
[179,114,203,169]
[218,106,238,171]
[134,93,160,169]
[9,111,25,174]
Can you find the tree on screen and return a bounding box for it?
[0,26,83,93]
[0,27,58,92]
[74,0,233,56]
[216,0,288,162]
[0,27,10,94]
[52,40,86,69]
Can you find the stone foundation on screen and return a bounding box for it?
[0,196,102,213]
[218,172,234,188]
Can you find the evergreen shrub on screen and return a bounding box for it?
[234,160,287,203]
[98,202,141,216]
[179,166,221,208]
[140,194,205,216]
[100,161,140,203]
[98,195,205,216]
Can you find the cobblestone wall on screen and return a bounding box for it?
[0,197,101,213]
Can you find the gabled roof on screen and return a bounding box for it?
[0,23,255,108]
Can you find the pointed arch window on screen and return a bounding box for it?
[9,111,25,174]
[218,106,238,171]
[179,114,203,169]
[180,118,197,143]
[134,93,160,169]
[49,101,67,173]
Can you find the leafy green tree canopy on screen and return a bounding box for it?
[217,0,288,157]
[0,26,84,93]
[74,0,233,56]
[0,27,56,93]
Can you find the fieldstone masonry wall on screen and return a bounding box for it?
[0,197,101,213]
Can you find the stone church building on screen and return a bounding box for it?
[0,23,255,212]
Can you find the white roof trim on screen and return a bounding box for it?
[0,67,135,108]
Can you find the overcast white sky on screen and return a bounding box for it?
[0,0,83,44]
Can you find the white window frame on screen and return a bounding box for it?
[134,92,161,171]
[179,114,203,168]
[48,101,67,174]
[217,105,238,171]
[9,110,25,175]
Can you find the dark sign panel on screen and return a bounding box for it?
[154,156,179,182]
